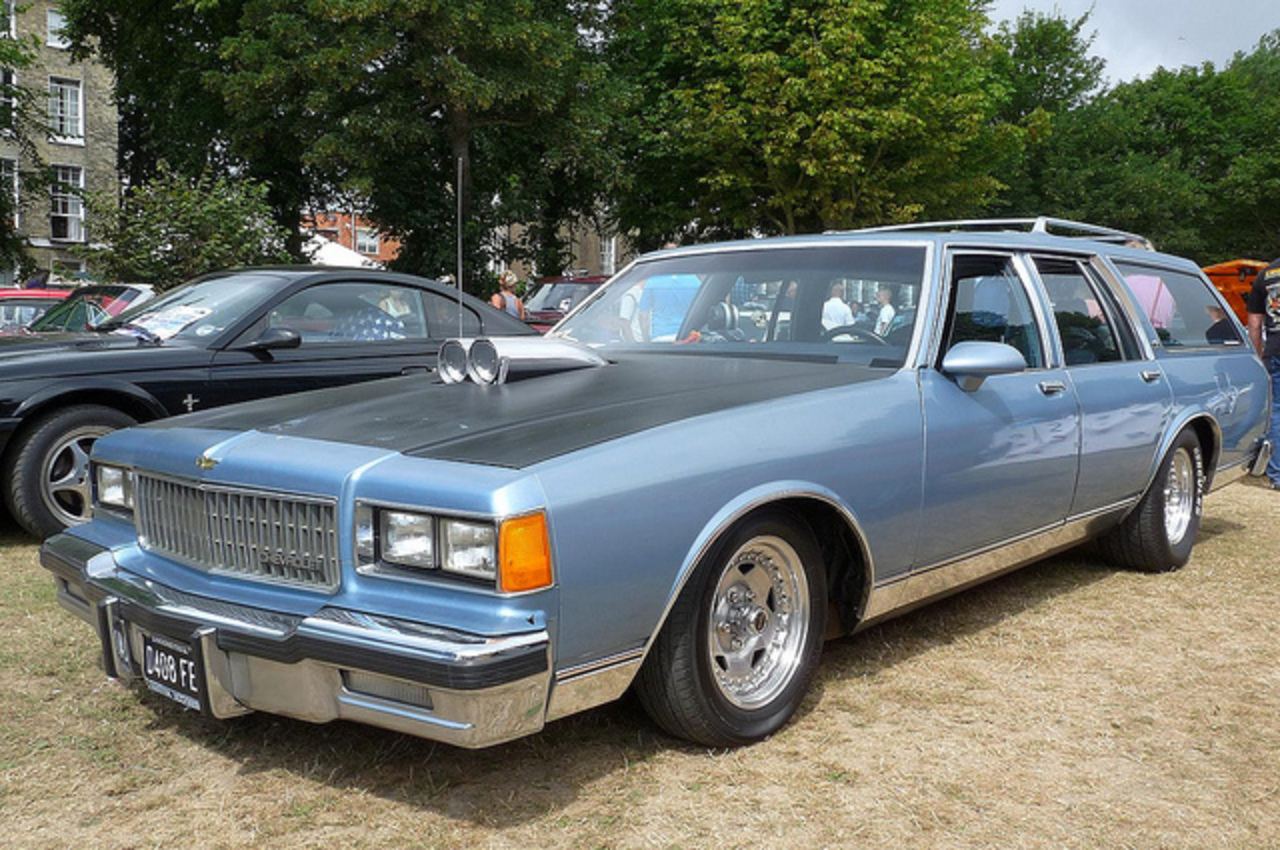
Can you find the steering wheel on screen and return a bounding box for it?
[820,325,889,345]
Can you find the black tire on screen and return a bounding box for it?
[634,509,827,747]
[1098,429,1204,572]
[3,404,137,539]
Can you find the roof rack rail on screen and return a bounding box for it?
[846,217,1154,250]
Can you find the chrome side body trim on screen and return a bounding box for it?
[546,649,645,721]
[859,502,1132,627]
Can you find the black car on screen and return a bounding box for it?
[0,267,534,538]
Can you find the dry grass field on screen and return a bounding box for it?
[1,480,1277,849]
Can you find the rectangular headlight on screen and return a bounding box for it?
[380,510,434,570]
[440,519,497,581]
[95,463,134,512]
[354,503,375,566]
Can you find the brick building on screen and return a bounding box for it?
[0,0,117,285]
[307,210,401,266]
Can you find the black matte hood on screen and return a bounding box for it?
[152,351,891,468]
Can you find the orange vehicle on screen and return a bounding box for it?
[1202,259,1266,323]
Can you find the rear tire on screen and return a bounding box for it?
[3,405,137,539]
[1099,429,1204,572]
[635,509,826,747]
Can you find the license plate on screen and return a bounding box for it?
[141,632,202,711]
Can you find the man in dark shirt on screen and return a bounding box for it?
[1246,258,1280,489]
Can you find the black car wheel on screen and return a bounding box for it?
[635,509,826,747]
[4,405,137,538]
[1099,429,1204,572]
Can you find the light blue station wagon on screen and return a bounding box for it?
[43,219,1273,748]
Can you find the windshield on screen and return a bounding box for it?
[525,281,602,314]
[101,274,282,342]
[555,244,927,367]
[29,286,148,332]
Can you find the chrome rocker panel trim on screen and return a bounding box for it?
[41,533,552,749]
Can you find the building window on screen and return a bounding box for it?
[3,1,16,39]
[47,8,69,49]
[48,77,82,142]
[50,165,84,242]
[356,228,379,255]
[0,68,15,134]
[1,157,17,228]
[602,235,617,276]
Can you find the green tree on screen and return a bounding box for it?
[62,0,617,287]
[216,0,616,288]
[1024,39,1280,262]
[79,165,292,289]
[609,0,1008,246]
[985,9,1105,216]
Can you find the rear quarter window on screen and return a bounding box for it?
[1110,261,1244,350]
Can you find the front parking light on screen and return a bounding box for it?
[498,512,552,593]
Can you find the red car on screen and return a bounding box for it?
[0,288,70,331]
[522,275,608,332]
[22,283,156,333]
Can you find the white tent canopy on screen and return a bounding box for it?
[303,232,382,268]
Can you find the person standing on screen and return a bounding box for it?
[1246,257,1280,490]
[873,285,897,336]
[822,283,854,330]
[491,270,525,319]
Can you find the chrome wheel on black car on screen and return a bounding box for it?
[3,404,136,538]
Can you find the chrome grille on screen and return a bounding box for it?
[135,474,340,591]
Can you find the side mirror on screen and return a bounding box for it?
[941,341,1027,392]
[238,326,302,352]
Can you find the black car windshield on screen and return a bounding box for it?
[555,244,927,367]
[99,273,283,342]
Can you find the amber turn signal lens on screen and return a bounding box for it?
[499,512,552,592]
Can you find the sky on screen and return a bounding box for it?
[985,0,1280,84]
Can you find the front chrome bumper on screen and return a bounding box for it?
[41,533,552,749]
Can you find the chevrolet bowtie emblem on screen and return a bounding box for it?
[196,453,218,470]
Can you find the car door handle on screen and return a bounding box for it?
[1038,380,1068,396]
[1140,369,1163,383]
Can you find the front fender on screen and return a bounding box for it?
[12,378,169,422]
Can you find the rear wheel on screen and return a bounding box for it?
[635,510,826,747]
[1099,429,1204,572]
[3,405,137,538]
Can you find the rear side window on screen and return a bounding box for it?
[1111,261,1243,349]
[1034,256,1139,364]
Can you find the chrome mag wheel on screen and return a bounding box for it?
[707,534,812,710]
[41,423,111,527]
[1163,446,1196,547]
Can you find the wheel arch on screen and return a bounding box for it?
[1151,411,1220,492]
[647,483,874,655]
[4,382,167,464]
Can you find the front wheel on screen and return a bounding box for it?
[634,510,826,747]
[1099,429,1204,572]
[3,405,137,538]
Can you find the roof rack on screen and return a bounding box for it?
[847,217,1155,251]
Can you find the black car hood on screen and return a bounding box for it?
[156,351,891,468]
[0,330,165,370]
